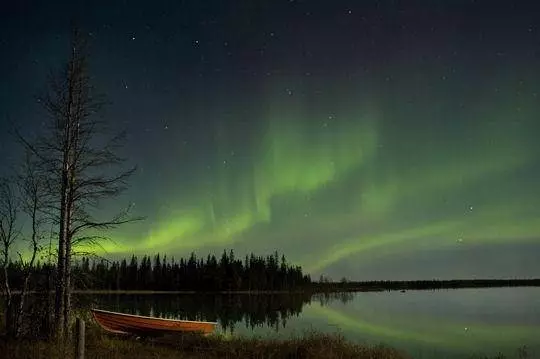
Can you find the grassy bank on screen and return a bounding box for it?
[0,326,529,359]
[0,323,408,359]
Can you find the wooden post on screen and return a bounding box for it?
[75,317,85,359]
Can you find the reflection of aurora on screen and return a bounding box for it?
[77,91,540,278]
[301,290,540,356]
[305,305,538,349]
[78,289,540,356]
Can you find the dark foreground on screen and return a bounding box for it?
[0,324,529,359]
[0,325,407,359]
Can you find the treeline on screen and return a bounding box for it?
[4,251,311,292]
[314,278,540,292]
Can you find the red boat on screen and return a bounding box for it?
[91,308,217,336]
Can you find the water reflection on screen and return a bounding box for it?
[78,292,311,333]
[303,288,540,358]
[312,291,355,306]
[76,288,540,358]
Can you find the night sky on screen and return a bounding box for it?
[1,1,540,280]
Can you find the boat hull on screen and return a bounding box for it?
[91,309,217,336]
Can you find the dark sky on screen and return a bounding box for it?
[1,0,540,280]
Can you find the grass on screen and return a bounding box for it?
[0,322,410,359]
[0,326,532,359]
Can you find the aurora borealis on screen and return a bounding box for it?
[1,1,540,279]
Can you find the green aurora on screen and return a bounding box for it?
[4,1,540,280]
[86,80,540,279]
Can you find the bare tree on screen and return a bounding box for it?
[13,151,47,337]
[18,28,140,338]
[0,178,20,336]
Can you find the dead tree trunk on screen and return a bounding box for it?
[0,180,19,337]
[14,152,45,337]
[17,27,141,339]
[54,79,73,340]
[2,251,13,335]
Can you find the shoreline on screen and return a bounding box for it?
[2,278,539,295]
[0,324,526,359]
[1,329,409,359]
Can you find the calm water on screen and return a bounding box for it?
[80,287,540,358]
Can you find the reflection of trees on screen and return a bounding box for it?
[78,293,312,332]
[312,291,354,307]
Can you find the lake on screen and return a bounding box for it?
[79,287,540,358]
